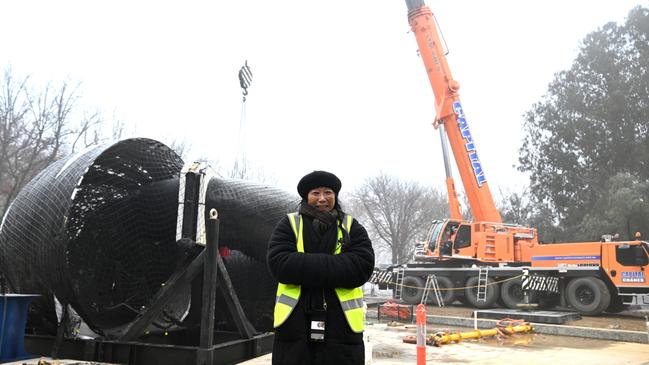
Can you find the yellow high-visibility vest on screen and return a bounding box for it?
[273,212,365,333]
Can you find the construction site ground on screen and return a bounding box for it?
[238,298,649,365]
[239,322,649,365]
[5,300,649,364]
[12,325,649,365]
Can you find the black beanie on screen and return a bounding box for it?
[297,170,342,199]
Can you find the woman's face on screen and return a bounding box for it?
[307,187,336,212]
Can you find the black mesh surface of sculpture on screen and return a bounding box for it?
[0,138,298,335]
[205,177,298,331]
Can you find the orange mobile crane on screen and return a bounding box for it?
[370,0,649,315]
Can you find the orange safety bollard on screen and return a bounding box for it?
[416,304,426,365]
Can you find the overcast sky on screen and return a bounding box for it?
[2,0,646,198]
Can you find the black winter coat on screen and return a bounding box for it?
[267,213,375,365]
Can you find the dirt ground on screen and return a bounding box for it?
[422,303,649,332]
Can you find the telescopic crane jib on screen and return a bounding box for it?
[405,0,501,223]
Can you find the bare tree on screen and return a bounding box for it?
[349,174,448,265]
[0,68,104,217]
[166,138,192,160]
[224,158,277,185]
[167,141,278,186]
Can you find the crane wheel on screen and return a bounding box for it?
[400,276,425,305]
[499,278,527,309]
[464,276,499,309]
[429,276,457,305]
[566,277,611,315]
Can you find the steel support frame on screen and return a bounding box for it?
[25,167,268,364]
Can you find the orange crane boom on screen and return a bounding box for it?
[405,0,502,223]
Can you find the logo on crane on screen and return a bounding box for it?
[621,271,645,283]
[453,102,486,187]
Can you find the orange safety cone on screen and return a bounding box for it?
[416,304,426,365]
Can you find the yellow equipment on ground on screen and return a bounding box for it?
[403,318,533,347]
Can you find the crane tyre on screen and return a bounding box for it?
[566,277,610,315]
[464,276,499,309]
[499,278,526,309]
[427,276,457,306]
[400,276,425,305]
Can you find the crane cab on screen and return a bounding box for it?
[602,241,649,285]
[415,219,473,262]
[414,219,539,263]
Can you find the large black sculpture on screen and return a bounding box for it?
[0,138,297,336]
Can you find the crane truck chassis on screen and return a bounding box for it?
[378,1,649,315]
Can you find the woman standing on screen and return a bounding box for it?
[267,170,375,365]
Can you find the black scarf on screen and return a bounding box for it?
[299,203,338,235]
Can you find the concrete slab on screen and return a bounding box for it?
[475,309,582,324]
